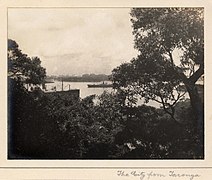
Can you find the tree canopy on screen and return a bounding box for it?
[111,8,204,124]
[8,39,46,86]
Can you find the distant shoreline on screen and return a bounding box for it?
[46,74,110,83]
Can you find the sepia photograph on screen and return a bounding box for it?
[7,7,204,160]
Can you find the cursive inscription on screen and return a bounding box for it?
[117,170,200,180]
[169,171,200,180]
[117,170,130,177]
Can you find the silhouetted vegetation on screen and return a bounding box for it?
[111,7,204,156]
[8,84,203,159]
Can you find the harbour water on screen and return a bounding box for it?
[44,80,191,108]
[44,81,113,99]
[44,81,159,107]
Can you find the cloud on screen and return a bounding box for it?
[8,8,137,75]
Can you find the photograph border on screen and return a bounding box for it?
[1,0,212,179]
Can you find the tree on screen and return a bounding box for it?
[111,8,204,130]
[8,39,47,158]
[112,56,186,120]
[8,39,46,86]
[40,92,126,158]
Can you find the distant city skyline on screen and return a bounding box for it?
[8,8,138,76]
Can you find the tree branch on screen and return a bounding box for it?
[159,96,174,118]
[168,50,174,65]
[189,64,204,84]
[166,49,189,84]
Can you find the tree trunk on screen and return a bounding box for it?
[185,83,204,157]
[185,83,203,130]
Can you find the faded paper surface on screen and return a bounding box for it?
[0,0,212,179]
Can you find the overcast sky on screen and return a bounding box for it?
[8,8,138,76]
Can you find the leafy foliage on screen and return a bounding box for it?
[111,8,204,124]
[8,39,46,85]
[109,8,204,158]
[130,8,203,69]
[9,86,203,159]
[42,91,126,158]
[112,55,186,119]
